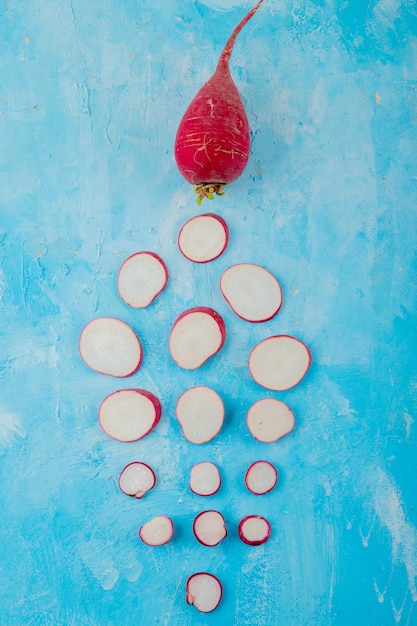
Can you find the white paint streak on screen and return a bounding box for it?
[0,411,26,448]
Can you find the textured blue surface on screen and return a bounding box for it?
[1,1,416,624]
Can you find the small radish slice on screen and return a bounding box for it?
[246,398,294,443]
[117,251,168,308]
[118,462,156,499]
[238,515,271,545]
[178,213,229,263]
[99,388,161,442]
[186,573,222,613]
[245,461,278,495]
[176,386,224,444]
[79,317,142,377]
[249,335,312,390]
[190,462,221,496]
[169,307,226,370]
[193,510,227,546]
[139,515,174,546]
[220,263,282,322]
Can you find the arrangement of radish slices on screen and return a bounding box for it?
[117,251,168,308]
[193,510,227,546]
[249,334,312,391]
[139,515,174,546]
[176,386,224,444]
[186,573,222,613]
[245,461,278,495]
[99,388,161,442]
[238,515,271,546]
[79,317,142,377]
[190,462,221,496]
[118,462,156,499]
[169,307,226,370]
[220,263,282,322]
[178,213,229,263]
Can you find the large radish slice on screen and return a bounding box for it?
[99,388,161,442]
[139,515,174,546]
[220,263,282,322]
[193,510,227,546]
[190,462,221,496]
[117,251,168,308]
[249,335,312,390]
[79,317,142,377]
[169,307,226,370]
[238,515,271,545]
[245,461,278,495]
[246,398,294,443]
[178,213,229,263]
[186,573,222,613]
[176,386,224,444]
[118,462,156,499]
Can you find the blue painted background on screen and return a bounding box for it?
[1,0,416,624]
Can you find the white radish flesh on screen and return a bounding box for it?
[79,317,142,377]
[193,510,227,546]
[249,334,312,390]
[238,515,271,545]
[176,386,224,444]
[190,462,221,496]
[247,398,294,443]
[117,251,168,308]
[169,307,226,370]
[139,515,174,546]
[186,573,222,613]
[118,462,156,499]
[99,388,161,442]
[245,461,278,495]
[220,263,282,322]
[178,213,229,263]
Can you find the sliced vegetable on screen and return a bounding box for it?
[193,510,227,546]
[118,462,156,499]
[186,572,222,613]
[99,388,161,442]
[169,307,226,370]
[139,515,174,546]
[249,335,312,390]
[190,462,221,496]
[238,515,271,545]
[176,386,224,444]
[117,251,168,308]
[245,460,278,495]
[178,213,229,263]
[246,398,294,443]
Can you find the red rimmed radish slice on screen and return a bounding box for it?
[169,307,226,370]
[117,251,168,308]
[190,462,221,496]
[249,335,312,390]
[118,462,156,499]
[193,510,227,546]
[139,515,174,546]
[99,388,161,442]
[245,461,278,495]
[186,573,222,613]
[247,398,294,443]
[176,386,224,444]
[178,213,229,263]
[238,515,271,545]
[79,317,142,377]
[220,263,282,322]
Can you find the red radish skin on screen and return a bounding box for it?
[238,515,271,545]
[178,213,229,263]
[174,0,265,203]
[186,573,223,613]
[98,388,162,442]
[193,510,227,547]
[245,460,278,495]
[79,317,143,378]
[139,515,174,546]
[169,307,226,370]
[117,251,168,308]
[118,462,156,499]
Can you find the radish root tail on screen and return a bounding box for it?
[194,183,226,205]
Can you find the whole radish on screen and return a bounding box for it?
[174,0,264,204]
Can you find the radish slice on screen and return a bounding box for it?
[169,307,226,370]
[79,317,142,377]
[249,334,312,390]
[193,510,227,546]
[178,213,229,263]
[99,388,161,442]
[245,461,278,495]
[117,251,168,308]
[220,263,282,322]
[186,573,222,613]
[139,515,174,546]
[176,386,224,444]
[246,398,294,443]
[190,462,221,496]
[118,462,156,499]
[238,515,271,545]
